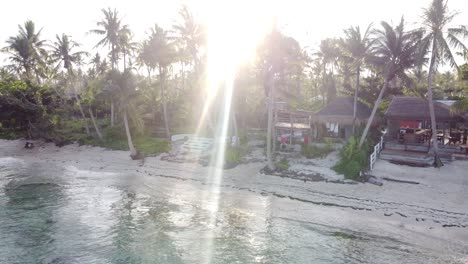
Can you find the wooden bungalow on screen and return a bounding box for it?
[380,96,468,164]
[274,102,313,144]
[385,96,465,144]
[311,97,374,139]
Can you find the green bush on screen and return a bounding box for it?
[225,146,243,165]
[301,142,334,159]
[74,126,171,157]
[275,158,290,171]
[332,136,371,180]
[134,137,171,156]
[0,129,23,140]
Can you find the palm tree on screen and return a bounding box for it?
[419,0,468,166]
[3,20,47,81]
[90,8,127,70]
[259,25,289,171]
[90,8,128,126]
[316,38,341,104]
[50,33,91,135]
[117,27,137,71]
[142,24,175,139]
[88,53,108,77]
[341,24,374,134]
[81,74,105,140]
[50,34,88,75]
[172,4,205,73]
[172,5,208,129]
[106,70,140,157]
[359,18,421,148]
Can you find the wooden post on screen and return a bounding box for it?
[289,111,293,145]
[272,104,277,153]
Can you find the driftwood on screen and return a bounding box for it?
[382,177,420,185]
[361,174,383,186]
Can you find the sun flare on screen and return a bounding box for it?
[195,0,276,135]
[205,0,276,85]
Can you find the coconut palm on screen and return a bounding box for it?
[50,34,88,75]
[3,20,47,81]
[419,0,468,166]
[88,53,108,77]
[90,8,127,70]
[50,33,91,135]
[172,4,205,73]
[172,5,208,128]
[142,24,176,139]
[315,38,341,104]
[341,24,374,134]
[106,69,141,157]
[90,8,128,126]
[117,27,137,71]
[258,25,290,170]
[359,18,421,148]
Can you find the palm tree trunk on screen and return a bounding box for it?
[427,38,442,167]
[147,70,158,129]
[266,73,275,170]
[352,66,360,135]
[88,107,103,140]
[72,86,90,135]
[231,110,239,146]
[322,64,327,104]
[272,99,277,153]
[359,78,389,148]
[160,67,170,139]
[111,44,116,70]
[110,100,115,127]
[123,51,127,71]
[181,62,185,91]
[123,110,137,156]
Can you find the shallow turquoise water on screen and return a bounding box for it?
[0,157,458,264]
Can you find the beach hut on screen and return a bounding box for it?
[274,102,313,145]
[311,97,374,139]
[385,96,465,144]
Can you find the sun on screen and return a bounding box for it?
[204,0,276,86]
[194,0,276,135]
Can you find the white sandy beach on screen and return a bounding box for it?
[1,139,468,261]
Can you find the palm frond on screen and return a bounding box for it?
[439,35,458,69]
[452,98,468,113]
[446,33,468,53]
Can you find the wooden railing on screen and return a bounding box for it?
[370,136,384,170]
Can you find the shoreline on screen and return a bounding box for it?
[1,139,468,258]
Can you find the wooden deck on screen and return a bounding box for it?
[379,141,468,165]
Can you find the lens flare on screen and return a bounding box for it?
[195,1,276,263]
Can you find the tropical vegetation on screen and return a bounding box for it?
[0,1,467,170]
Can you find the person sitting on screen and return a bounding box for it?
[24,142,34,149]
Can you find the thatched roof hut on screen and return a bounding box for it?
[309,97,375,139]
[312,97,373,126]
[384,96,466,141]
[385,96,463,121]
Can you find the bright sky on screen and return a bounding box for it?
[0,0,467,67]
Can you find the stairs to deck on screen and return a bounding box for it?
[380,141,463,166]
[179,136,214,154]
[379,149,433,167]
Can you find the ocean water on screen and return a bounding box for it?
[0,157,462,264]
